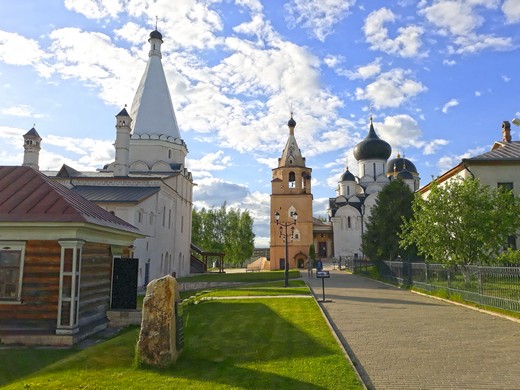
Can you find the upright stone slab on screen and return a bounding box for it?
[137,275,181,367]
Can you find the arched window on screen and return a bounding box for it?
[347,216,351,229]
[288,172,296,188]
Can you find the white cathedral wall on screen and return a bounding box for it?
[129,139,187,169]
[331,205,363,259]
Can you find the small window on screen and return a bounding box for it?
[0,242,25,301]
[149,212,154,225]
[347,217,351,229]
[168,209,172,229]
[137,210,143,224]
[498,182,513,191]
[168,149,172,159]
[181,215,184,233]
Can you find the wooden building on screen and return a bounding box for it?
[0,166,143,346]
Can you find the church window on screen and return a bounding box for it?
[137,210,143,224]
[168,149,172,159]
[373,163,376,178]
[168,209,172,229]
[347,186,350,196]
[288,172,296,188]
[181,215,184,233]
[0,242,25,301]
[162,206,166,227]
[153,44,156,50]
[347,217,351,229]
[149,212,154,225]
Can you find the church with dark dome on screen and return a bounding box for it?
[328,115,420,260]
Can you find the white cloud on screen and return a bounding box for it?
[345,58,382,80]
[443,59,456,66]
[363,8,426,58]
[323,54,345,69]
[502,75,511,82]
[442,98,459,113]
[186,150,232,172]
[475,90,481,96]
[373,114,422,149]
[502,0,520,23]
[419,0,512,54]
[355,68,427,108]
[0,30,52,77]
[449,33,512,54]
[421,139,450,155]
[437,145,487,173]
[64,0,123,19]
[0,105,45,118]
[284,0,355,41]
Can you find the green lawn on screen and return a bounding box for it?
[1,298,362,389]
[178,269,301,283]
[184,280,310,299]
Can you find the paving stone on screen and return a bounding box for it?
[305,269,520,390]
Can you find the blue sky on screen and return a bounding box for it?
[1,0,519,246]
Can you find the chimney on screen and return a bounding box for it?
[502,121,512,143]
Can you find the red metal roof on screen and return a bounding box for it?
[0,166,141,234]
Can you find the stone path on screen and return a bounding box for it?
[304,268,520,390]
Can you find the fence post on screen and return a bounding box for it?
[477,266,483,303]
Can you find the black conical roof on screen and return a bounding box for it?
[353,118,391,161]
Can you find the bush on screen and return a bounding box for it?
[494,248,520,266]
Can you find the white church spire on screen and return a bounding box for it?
[129,29,181,139]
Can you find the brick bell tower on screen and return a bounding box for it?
[270,114,313,271]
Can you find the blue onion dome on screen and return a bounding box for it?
[340,167,356,182]
[288,114,296,127]
[387,155,417,175]
[353,116,392,161]
[149,30,163,40]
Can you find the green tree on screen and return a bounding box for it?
[361,179,416,261]
[400,178,520,266]
[192,204,255,266]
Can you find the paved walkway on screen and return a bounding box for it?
[304,268,520,390]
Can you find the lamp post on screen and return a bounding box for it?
[274,210,298,287]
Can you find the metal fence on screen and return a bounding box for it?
[382,261,520,313]
[341,258,520,313]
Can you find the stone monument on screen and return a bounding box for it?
[137,275,183,367]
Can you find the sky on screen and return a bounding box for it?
[1,0,519,247]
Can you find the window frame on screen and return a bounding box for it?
[0,241,26,303]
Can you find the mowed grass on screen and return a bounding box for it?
[178,269,301,283]
[186,280,310,299]
[2,298,362,389]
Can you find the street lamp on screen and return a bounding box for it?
[274,210,298,287]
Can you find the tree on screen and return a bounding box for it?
[361,179,416,261]
[400,178,520,266]
[192,204,255,266]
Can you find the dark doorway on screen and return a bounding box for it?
[144,261,150,287]
[279,258,285,270]
[297,259,304,268]
[111,257,138,309]
[319,242,327,257]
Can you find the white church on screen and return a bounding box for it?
[21,29,194,288]
[329,116,420,259]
